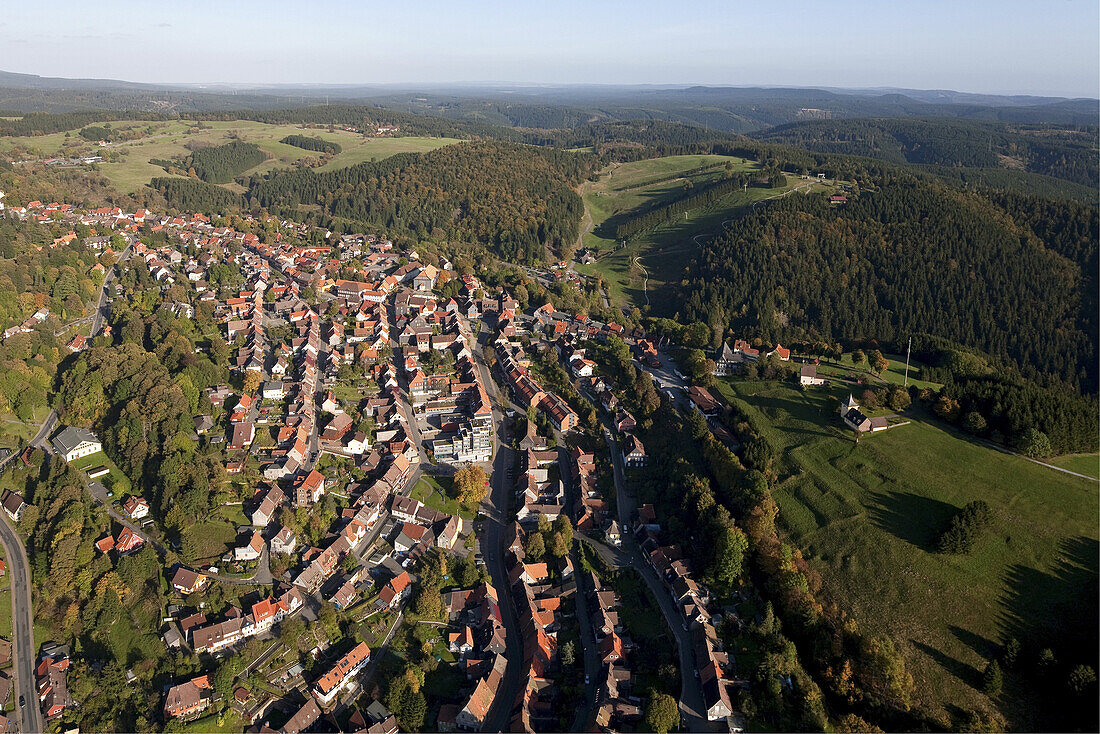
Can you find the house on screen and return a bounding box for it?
[164,675,213,720]
[122,496,150,520]
[455,676,496,730]
[0,491,26,522]
[235,531,265,561]
[313,641,371,705]
[448,626,474,655]
[687,385,720,417]
[36,647,71,719]
[279,698,321,734]
[171,566,210,595]
[51,425,102,461]
[229,421,256,450]
[262,381,286,400]
[766,343,791,361]
[115,526,145,554]
[377,571,411,610]
[799,364,826,386]
[622,434,647,467]
[270,526,297,555]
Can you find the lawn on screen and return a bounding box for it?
[411,475,474,520]
[714,377,1099,727]
[575,156,833,312]
[817,352,943,391]
[1046,452,1099,479]
[0,118,460,193]
[70,449,132,495]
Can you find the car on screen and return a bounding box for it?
[584,674,590,685]
[106,491,114,498]
[19,695,25,707]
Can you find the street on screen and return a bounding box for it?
[0,513,44,734]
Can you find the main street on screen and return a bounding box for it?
[0,513,44,734]
[468,327,525,733]
[601,426,710,731]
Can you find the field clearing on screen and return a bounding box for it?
[574,154,833,311]
[815,352,943,391]
[70,449,132,495]
[1,118,460,193]
[1046,452,1099,478]
[714,378,1098,727]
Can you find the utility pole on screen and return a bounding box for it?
[903,336,912,387]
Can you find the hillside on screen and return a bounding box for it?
[246,140,597,264]
[754,117,1099,188]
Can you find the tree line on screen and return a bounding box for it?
[245,141,597,264]
[280,134,341,154]
[679,177,1097,391]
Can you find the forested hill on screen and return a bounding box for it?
[754,118,1099,188]
[247,141,597,264]
[680,180,1098,395]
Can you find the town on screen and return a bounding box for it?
[0,195,815,733]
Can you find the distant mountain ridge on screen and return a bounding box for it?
[0,70,1095,128]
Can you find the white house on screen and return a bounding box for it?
[52,426,102,461]
[799,364,826,386]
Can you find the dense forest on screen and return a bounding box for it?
[280,133,341,154]
[245,141,597,263]
[612,168,785,239]
[678,180,1098,452]
[756,118,1099,188]
[167,140,267,183]
[149,177,243,212]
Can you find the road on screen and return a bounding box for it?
[91,244,131,337]
[468,328,525,733]
[0,512,44,734]
[601,427,709,731]
[559,445,600,731]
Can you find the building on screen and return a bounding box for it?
[0,491,26,522]
[122,496,150,520]
[313,641,371,705]
[171,566,210,595]
[164,675,213,720]
[622,434,647,467]
[51,426,102,461]
[799,364,826,386]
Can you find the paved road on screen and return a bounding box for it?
[470,329,525,733]
[0,513,44,734]
[559,446,600,731]
[601,428,709,730]
[91,244,131,337]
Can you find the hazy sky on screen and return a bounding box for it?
[4,0,1098,97]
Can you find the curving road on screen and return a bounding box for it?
[0,513,43,734]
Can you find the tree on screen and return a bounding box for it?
[242,370,261,396]
[1018,428,1052,459]
[1067,665,1097,696]
[887,387,911,412]
[644,692,680,734]
[548,531,569,558]
[851,349,866,366]
[454,465,488,507]
[560,640,575,667]
[1001,638,1020,668]
[524,532,545,561]
[963,410,988,434]
[982,660,1003,696]
[413,586,443,619]
[870,349,890,374]
[552,516,573,549]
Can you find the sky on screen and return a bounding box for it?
[3,0,1099,97]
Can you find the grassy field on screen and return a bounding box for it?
[575,156,831,311]
[815,352,944,391]
[1045,452,1099,478]
[1,119,459,193]
[411,475,474,520]
[70,449,132,495]
[713,377,1098,727]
